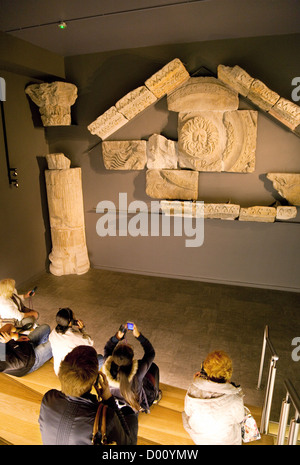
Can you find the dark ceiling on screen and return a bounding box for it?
[0,0,300,56]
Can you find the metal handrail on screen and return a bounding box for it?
[257,325,279,434]
[276,379,300,445]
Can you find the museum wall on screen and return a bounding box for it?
[42,33,300,292]
[0,70,51,286]
[33,34,300,291]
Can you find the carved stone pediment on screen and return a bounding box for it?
[146,169,198,200]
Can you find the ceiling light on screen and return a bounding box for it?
[58,21,67,29]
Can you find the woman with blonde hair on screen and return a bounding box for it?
[0,278,39,328]
[182,350,245,445]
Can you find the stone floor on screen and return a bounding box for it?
[21,268,300,422]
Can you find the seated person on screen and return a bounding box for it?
[49,307,103,375]
[0,323,52,377]
[102,322,161,414]
[0,278,38,328]
[39,345,138,445]
[182,350,245,445]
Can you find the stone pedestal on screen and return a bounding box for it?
[45,154,90,276]
[25,81,77,126]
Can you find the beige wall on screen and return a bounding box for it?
[47,34,300,291]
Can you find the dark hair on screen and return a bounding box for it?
[112,344,140,412]
[55,307,74,334]
[58,345,99,396]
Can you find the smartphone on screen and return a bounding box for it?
[29,286,37,296]
[127,322,134,330]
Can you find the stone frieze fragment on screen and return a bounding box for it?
[267,173,300,206]
[102,140,147,170]
[145,58,190,98]
[147,134,178,169]
[115,86,157,120]
[146,169,198,200]
[239,206,276,222]
[87,106,128,140]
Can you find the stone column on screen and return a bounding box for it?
[45,154,90,276]
[25,81,77,126]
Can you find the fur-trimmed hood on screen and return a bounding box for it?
[101,356,138,388]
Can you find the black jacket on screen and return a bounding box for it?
[0,340,35,376]
[39,389,137,445]
[102,333,155,410]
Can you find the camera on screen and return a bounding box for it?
[71,319,79,326]
[127,322,134,331]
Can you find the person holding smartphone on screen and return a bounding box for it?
[0,278,39,328]
[101,322,161,414]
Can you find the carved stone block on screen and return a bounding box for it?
[247,79,280,111]
[102,140,147,170]
[146,169,198,200]
[268,97,300,130]
[178,112,226,171]
[222,110,257,172]
[45,163,90,276]
[167,77,239,112]
[87,106,128,140]
[147,134,178,169]
[276,206,297,221]
[239,206,276,222]
[217,65,254,97]
[25,81,77,126]
[46,153,71,170]
[267,173,300,206]
[115,86,157,120]
[160,200,240,220]
[145,58,190,98]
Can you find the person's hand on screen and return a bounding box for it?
[0,332,12,343]
[95,372,112,401]
[18,335,30,342]
[76,319,85,330]
[116,324,126,340]
[132,323,140,338]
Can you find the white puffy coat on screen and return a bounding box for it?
[182,377,245,445]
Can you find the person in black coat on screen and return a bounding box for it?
[101,322,160,414]
[39,345,137,445]
[0,323,52,376]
